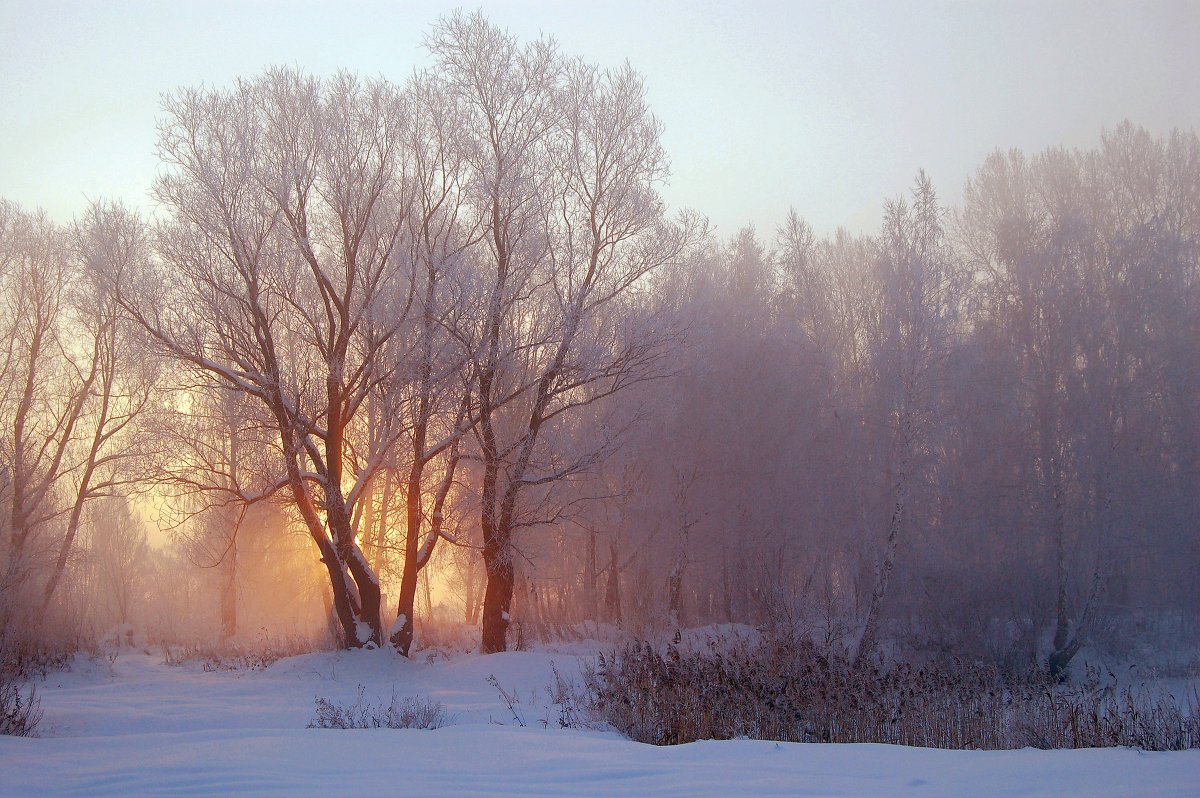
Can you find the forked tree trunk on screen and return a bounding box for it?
[332,502,383,648]
[316,540,359,647]
[303,482,382,648]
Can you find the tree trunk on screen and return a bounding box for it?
[358,478,377,572]
[480,542,514,653]
[1039,399,1081,680]
[316,539,359,648]
[423,570,434,617]
[523,572,544,640]
[330,499,383,648]
[855,453,907,670]
[321,587,339,645]
[463,562,478,624]
[667,557,685,629]
[220,539,237,639]
[305,489,380,648]
[584,529,598,619]
[1047,471,1075,679]
[371,475,394,576]
[469,589,483,626]
[605,540,622,623]
[391,460,425,656]
[720,559,733,621]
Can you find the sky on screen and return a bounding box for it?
[1,0,1197,239]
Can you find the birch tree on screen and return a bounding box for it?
[855,173,958,668]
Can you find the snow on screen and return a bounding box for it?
[2,645,1196,797]
[389,613,408,639]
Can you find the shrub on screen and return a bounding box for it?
[309,685,449,730]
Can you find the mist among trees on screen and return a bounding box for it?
[2,12,1197,689]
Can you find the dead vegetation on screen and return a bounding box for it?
[308,686,449,730]
[163,633,331,672]
[580,637,1200,750]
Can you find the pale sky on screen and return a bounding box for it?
[1,0,1197,238]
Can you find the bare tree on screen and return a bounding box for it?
[386,70,480,655]
[157,385,264,638]
[0,202,156,647]
[431,13,699,651]
[426,12,562,653]
[98,69,416,647]
[87,497,149,632]
[41,207,162,612]
[855,173,959,668]
[0,204,76,634]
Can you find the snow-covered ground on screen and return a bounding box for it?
[2,643,1197,797]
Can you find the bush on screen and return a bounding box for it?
[581,636,1199,750]
[308,685,449,730]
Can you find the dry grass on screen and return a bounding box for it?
[308,686,449,730]
[581,637,1199,750]
[0,677,41,737]
[163,632,330,672]
[0,636,79,737]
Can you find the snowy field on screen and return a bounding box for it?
[2,644,1197,797]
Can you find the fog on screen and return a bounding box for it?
[1,9,1197,685]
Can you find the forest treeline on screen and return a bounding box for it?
[1,12,1196,676]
